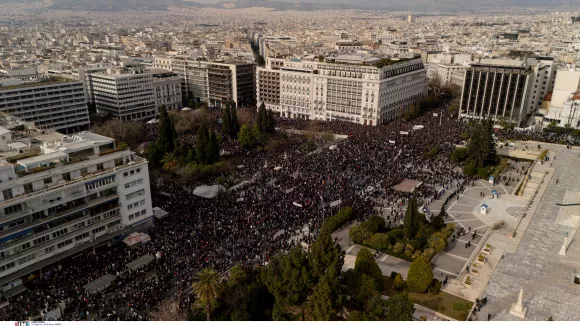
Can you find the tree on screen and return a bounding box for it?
[160,152,178,172]
[467,119,497,169]
[207,129,220,164]
[480,119,497,166]
[196,125,209,164]
[149,299,186,321]
[309,275,335,320]
[406,256,433,293]
[192,268,222,321]
[157,106,176,155]
[229,101,240,138]
[343,270,379,311]
[257,103,268,134]
[222,105,231,136]
[216,264,275,321]
[385,292,415,321]
[366,233,390,250]
[266,109,276,133]
[349,224,373,244]
[91,119,146,150]
[393,273,404,290]
[431,214,445,230]
[309,231,344,283]
[262,246,313,320]
[355,247,385,291]
[238,124,258,149]
[428,232,447,253]
[403,193,420,240]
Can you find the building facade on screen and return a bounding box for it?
[86,66,179,121]
[458,60,534,127]
[526,57,557,116]
[542,69,580,127]
[0,131,153,285]
[256,56,428,126]
[151,69,182,111]
[428,63,469,86]
[154,56,256,107]
[0,79,90,133]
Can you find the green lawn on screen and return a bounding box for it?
[383,277,473,320]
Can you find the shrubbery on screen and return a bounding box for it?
[320,207,355,234]
[406,256,433,294]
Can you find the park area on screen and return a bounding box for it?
[383,276,473,320]
[349,195,454,263]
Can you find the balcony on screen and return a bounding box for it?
[0,150,141,207]
[0,192,119,243]
[1,205,120,262]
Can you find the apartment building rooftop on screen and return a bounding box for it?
[0,77,74,90]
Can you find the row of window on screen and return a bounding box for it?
[127,200,145,210]
[86,175,115,191]
[126,189,145,201]
[128,209,147,220]
[124,179,143,189]
[123,168,141,178]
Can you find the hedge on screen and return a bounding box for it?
[320,206,355,234]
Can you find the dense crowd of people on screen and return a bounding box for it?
[3,109,571,321]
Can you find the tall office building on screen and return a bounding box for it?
[154,56,256,107]
[524,57,557,117]
[0,130,153,287]
[458,59,534,127]
[0,78,90,133]
[256,55,428,126]
[86,66,181,121]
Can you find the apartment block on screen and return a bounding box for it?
[0,131,153,286]
[0,78,90,133]
[154,56,256,107]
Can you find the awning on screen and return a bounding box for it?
[153,207,168,219]
[126,254,155,271]
[123,232,151,247]
[83,274,116,293]
[3,283,27,299]
[192,185,226,198]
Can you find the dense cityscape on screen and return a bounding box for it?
[0,0,579,322]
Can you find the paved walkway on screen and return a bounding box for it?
[477,146,580,321]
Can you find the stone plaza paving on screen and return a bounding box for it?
[478,147,580,321]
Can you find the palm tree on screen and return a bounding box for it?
[192,268,221,321]
[160,152,178,172]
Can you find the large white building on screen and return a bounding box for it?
[86,66,181,121]
[256,55,428,126]
[0,130,153,287]
[0,78,90,133]
[542,69,580,127]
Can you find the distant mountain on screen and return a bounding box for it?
[30,0,580,12]
[49,0,203,11]
[208,0,357,10]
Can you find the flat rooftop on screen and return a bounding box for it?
[0,77,76,91]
